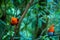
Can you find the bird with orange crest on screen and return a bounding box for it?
[11,17,19,25]
[48,24,55,36]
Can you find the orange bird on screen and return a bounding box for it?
[48,24,54,32]
[11,17,19,25]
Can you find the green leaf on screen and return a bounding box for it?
[36,4,40,8]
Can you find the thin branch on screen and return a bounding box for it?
[17,0,40,17]
[14,0,34,37]
[18,0,34,26]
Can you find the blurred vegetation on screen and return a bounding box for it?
[0,0,60,40]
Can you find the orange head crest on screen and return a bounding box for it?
[11,17,19,25]
[48,24,54,32]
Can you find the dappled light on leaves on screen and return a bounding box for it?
[0,0,60,40]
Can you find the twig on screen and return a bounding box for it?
[17,0,40,17]
[14,0,34,39]
[18,0,34,26]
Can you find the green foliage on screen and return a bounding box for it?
[0,0,60,40]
